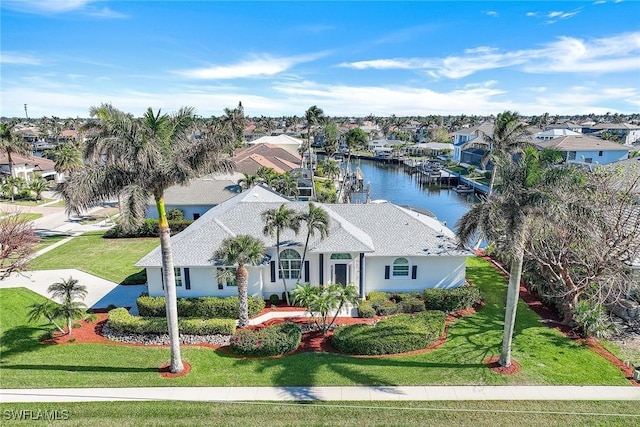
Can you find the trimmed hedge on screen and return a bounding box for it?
[104,219,193,238]
[137,296,265,319]
[423,285,481,312]
[229,322,302,356]
[367,291,388,303]
[108,307,236,335]
[332,310,446,355]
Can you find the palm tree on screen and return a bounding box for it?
[456,148,570,367]
[237,173,263,191]
[0,120,31,178]
[47,276,88,335]
[27,300,66,334]
[338,127,368,201]
[304,106,325,200]
[47,143,83,178]
[274,171,299,199]
[28,174,48,201]
[57,104,234,373]
[298,202,330,279]
[213,235,266,327]
[261,203,301,304]
[480,111,531,194]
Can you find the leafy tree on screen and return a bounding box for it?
[57,104,234,373]
[323,122,339,159]
[47,276,88,335]
[480,111,531,194]
[292,283,360,334]
[214,235,266,327]
[261,203,301,304]
[0,213,38,279]
[456,148,573,367]
[297,202,330,277]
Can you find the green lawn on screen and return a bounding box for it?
[0,198,54,206]
[0,257,631,389]
[0,401,638,427]
[27,231,157,284]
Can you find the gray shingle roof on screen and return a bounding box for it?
[136,185,471,268]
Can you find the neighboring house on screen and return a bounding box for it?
[145,173,243,220]
[587,123,640,146]
[534,135,630,165]
[232,143,301,175]
[543,122,584,134]
[246,134,303,156]
[0,153,58,181]
[136,185,472,299]
[534,128,580,141]
[452,123,494,164]
[402,142,453,157]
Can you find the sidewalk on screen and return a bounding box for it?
[1,385,639,403]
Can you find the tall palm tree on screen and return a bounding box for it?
[456,148,570,367]
[57,104,234,373]
[338,127,368,201]
[480,111,531,194]
[47,276,88,335]
[298,202,330,279]
[0,120,31,178]
[214,235,266,327]
[47,143,83,178]
[261,203,301,304]
[304,106,325,200]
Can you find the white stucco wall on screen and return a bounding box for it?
[363,256,467,295]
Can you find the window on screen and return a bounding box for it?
[330,253,352,260]
[279,249,301,280]
[216,267,237,287]
[174,267,182,287]
[598,151,603,157]
[193,213,201,220]
[568,151,576,161]
[392,258,409,277]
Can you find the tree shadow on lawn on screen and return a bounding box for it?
[0,364,158,373]
[0,326,51,360]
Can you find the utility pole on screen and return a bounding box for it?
[24,104,29,119]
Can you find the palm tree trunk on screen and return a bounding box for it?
[67,316,72,335]
[276,237,290,305]
[488,166,497,195]
[499,232,525,368]
[156,196,184,373]
[237,266,249,327]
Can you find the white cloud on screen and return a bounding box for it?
[484,11,499,18]
[0,52,42,65]
[174,53,324,80]
[339,59,418,70]
[1,0,126,18]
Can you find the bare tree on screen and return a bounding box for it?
[0,213,39,279]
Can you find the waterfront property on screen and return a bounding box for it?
[136,185,472,299]
[534,135,630,165]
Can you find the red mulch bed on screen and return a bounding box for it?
[158,362,191,378]
[484,356,522,375]
[476,250,640,386]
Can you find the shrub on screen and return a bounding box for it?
[358,300,376,318]
[103,219,193,238]
[136,296,265,319]
[230,322,302,356]
[367,291,388,303]
[423,285,481,312]
[108,307,236,335]
[269,294,280,306]
[332,310,446,355]
[399,296,426,313]
[166,208,184,221]
[371,300,399,316]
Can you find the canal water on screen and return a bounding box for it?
[353,158,476,229]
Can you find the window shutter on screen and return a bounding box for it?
[270,261,276,282]
[304,261,310,282]
[184,268,191,289]
[384,266,390,280]
[161,268,164,290]
[411,265,417,279]
[319,254,324,285]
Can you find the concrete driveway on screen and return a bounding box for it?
[2,269,146,314]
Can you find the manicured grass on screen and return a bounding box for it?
[0,198,54,206]
[0,401,638,426]
[0,257,631,389]
[33,234,68,252]
[27,231,157,284]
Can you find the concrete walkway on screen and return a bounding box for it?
[1,385,639,403]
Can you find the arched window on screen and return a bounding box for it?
[392,257,410,277]
[279,249,301,280]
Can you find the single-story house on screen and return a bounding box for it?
[136,185,472,299]
[534,135,630,165]
[245,134,303,156]
[231,143,301,175]
[145,173,243,221]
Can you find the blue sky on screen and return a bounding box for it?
[1,1,639,118]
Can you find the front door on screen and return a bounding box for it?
[334,263,347,286]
